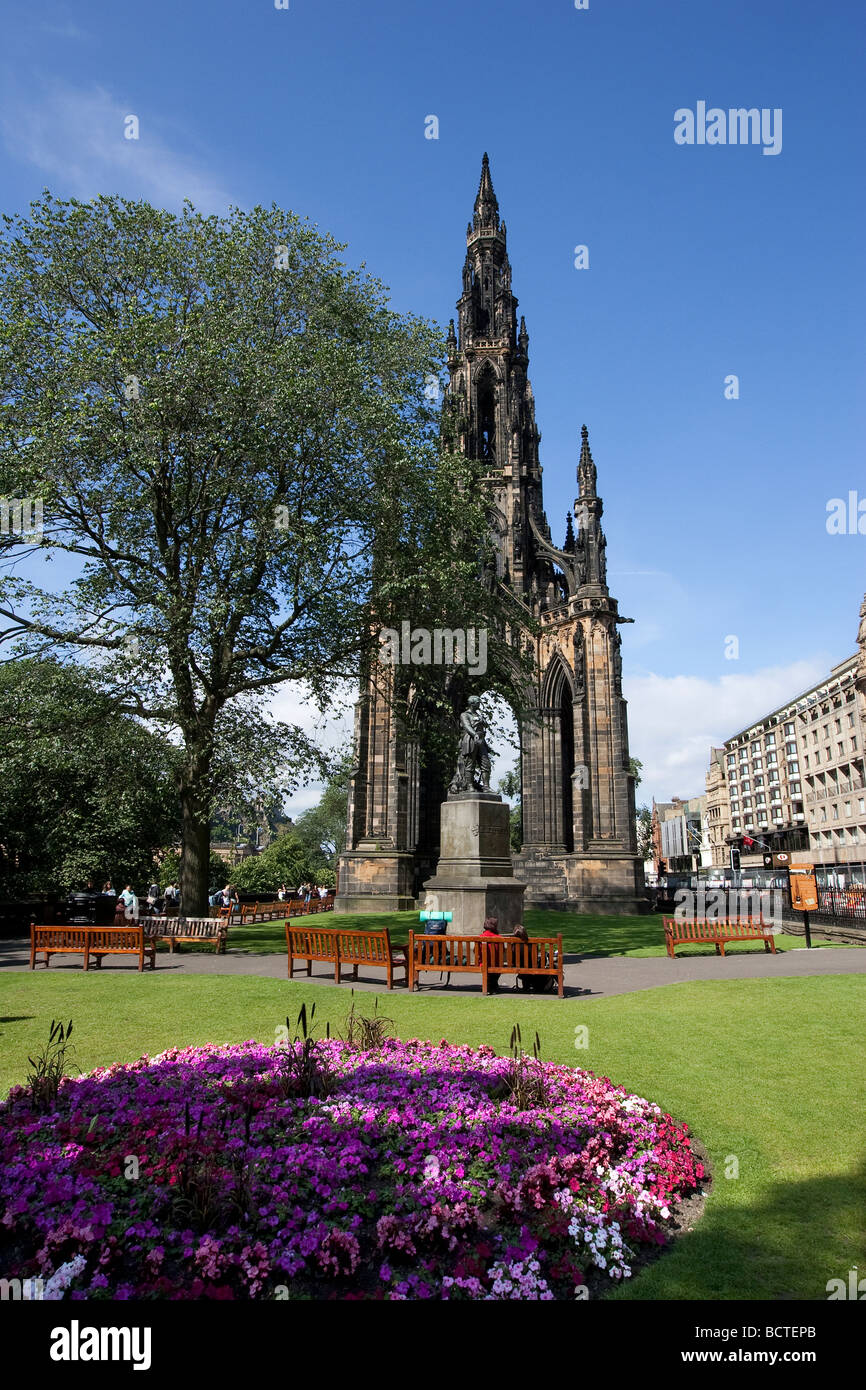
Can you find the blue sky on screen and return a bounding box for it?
[1,0,864,807]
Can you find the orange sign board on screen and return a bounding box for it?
[789,866,819,912]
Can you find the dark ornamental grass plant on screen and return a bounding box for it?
[0,1033,705,1300]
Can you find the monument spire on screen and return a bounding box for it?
[473,152,500,232]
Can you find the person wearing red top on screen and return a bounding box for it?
[481,916,502,994]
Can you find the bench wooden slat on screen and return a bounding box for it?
[407,933,564,996]
[30,924,155,972]
[286,924,406,990]
[140,916,227,953]
[662,917,777,959]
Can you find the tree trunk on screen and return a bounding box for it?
[178,744,214,918]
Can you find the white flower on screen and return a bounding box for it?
[43,1254,87,1300]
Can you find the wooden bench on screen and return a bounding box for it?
[30,924,156,972]
[286,924,407,990]
[663,916,778,958]
[335,928,407,990]
[141,916,227,953]
[407,932,564,997]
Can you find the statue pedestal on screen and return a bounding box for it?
[420,794,525,935]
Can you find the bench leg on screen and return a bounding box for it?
[718,943,726,957]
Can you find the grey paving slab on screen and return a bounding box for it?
[3,937,866,1000]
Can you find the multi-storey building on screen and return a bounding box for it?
[709,596,866,872]
[652,796,706,873]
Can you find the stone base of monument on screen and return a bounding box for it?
[420,793,525,936]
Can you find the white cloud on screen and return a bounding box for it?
[266,679,355,818]
[624,658,829,806]
[1,78,231,212]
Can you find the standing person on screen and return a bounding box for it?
[317,884,328,900]
[101,880,115,896]
[147,881,160,911]
[277,884,287,902]
[302,881,312,906]
[481,916,502,994]
[120,884,139,921]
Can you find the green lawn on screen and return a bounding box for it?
[225,906,857,959]
[1,968,863,1300]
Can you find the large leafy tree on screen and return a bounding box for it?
[0,659,180,895]
[0,194,518,913]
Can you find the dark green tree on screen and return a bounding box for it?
[0,659,180,895]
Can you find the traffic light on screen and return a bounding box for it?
[730,848,741,871]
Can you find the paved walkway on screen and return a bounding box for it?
[5,938,866,999]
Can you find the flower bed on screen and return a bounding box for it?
[0,1037,705,1300]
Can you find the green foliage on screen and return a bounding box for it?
[636,805,653,861]
[629,758,643,789]
[497,762,522,853]
[0,659,180,895]
[291,749,353,863]
[157,848,226,891]
[340,990,394,1049]
[25,1018,76,1112]
[231,829,329,894]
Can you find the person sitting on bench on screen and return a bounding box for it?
[512,922,557,993]
[481,916,502,994]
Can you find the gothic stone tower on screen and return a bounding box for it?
[336,155,647,914]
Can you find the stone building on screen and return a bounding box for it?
[336,155,646,915]
[704,748,731,869]
[707,593,866,873]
